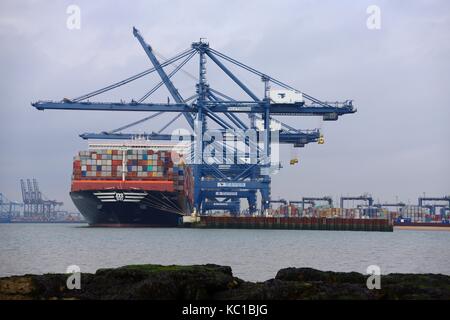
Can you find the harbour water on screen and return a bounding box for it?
[1,223,449,281]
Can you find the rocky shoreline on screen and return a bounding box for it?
[1,264,449,300]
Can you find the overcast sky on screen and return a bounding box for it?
[0,0,449,211]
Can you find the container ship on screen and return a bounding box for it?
[70,141,193,227]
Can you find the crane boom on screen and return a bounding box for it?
[133,27,194,128]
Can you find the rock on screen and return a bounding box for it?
[276,267,366,284]
[0,265,449,300]
[0,276,36,300]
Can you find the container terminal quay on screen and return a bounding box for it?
[1,173,448,231]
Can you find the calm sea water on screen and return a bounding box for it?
[1,223,449,281]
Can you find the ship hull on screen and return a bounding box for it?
[70,190,186,227]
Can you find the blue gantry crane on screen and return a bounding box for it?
[418,196,450,215]
[32,27,356,216]
[301,196,333,211]
[20,178,63,217]
[289,200,315,207]
[0,192,23,220]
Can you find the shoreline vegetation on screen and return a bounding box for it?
[0,264,449,300]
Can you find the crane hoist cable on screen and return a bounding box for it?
[290,146,299,165]
[154,50,199,82]
[157,113,183,134]
[108,112,165,134]
[72,48,195,102]
[138,50,197,103]
[209,48,338,109]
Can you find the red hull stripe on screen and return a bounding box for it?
[71,180,174,192]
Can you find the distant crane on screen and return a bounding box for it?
[289,199,315,216]
[20,179,63,217]
[340,195,374,209]
[418,196,450,215]
[418,196,450,208]
[269,199,288,206]
[301,196,333,211]
[374,202,406,211]
[289,200,315,207]
[0,192,23,218]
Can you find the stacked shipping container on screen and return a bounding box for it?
[272,206,392,220]
[399,205,431,223]
[270,204,448,224]
[72,149,185,191]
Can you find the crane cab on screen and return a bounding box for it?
[318,135,325,144]
[269,89,303,104]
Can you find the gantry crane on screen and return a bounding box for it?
[340,195,374,209]
[20,179,63,216]
[269,199,288,206]
[0,192,23,218]
[301,196,333,211]
[289,200,315,216]
[418,196,450,208]
[374,202,406,210]
[289,200,315,207]
[418,196,450,215]
[32,27,356,216]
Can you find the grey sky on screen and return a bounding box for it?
[0,0,449,211]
